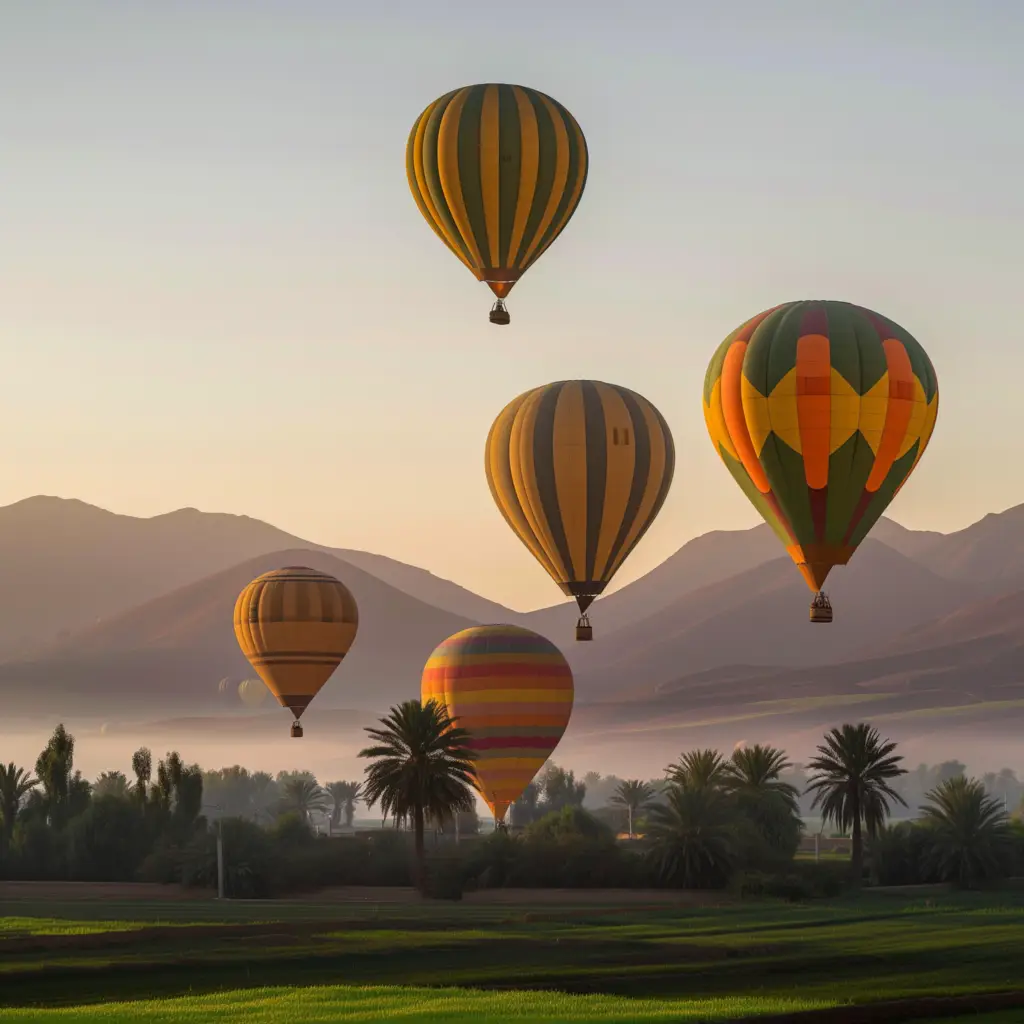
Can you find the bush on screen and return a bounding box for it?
[869,823,941,887]
[422,855,465,900]
[67,796,149,882]
[179,817,277,898]
[9,819,67,880]
[731,861,846,901]
[136,836,183,884]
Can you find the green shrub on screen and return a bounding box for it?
[422,855,465,900]
[67,796,149,882]
[731,861,846,901]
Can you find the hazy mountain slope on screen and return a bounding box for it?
[570,540,980,698]
[0,548,480,717]
[0,496,514,658]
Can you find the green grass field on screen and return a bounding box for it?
[2,887,1023,1022]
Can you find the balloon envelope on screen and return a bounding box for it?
[238,678,270,708]
[421,624,573,823]
[406,84,588,305]
[233,566,359,725]
[485,380,675,627]
[703,300,939,593]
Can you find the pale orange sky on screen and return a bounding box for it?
[2,3,1022,610]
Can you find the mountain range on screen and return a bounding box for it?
[2,495,1023,764]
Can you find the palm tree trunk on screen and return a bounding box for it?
[413,804,426,893]
[850,796,863,887]
[628,805,633,839]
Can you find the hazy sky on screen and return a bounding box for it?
[3,1,1022,610]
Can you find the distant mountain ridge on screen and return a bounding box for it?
[3,494,1024,748]
[0,495,515,660]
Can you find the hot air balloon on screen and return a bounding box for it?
[421,624,573,825]
[703,300,939,622]
[238,678,270,709]
[486,380,675,640]
[233,566,359,737]
[406,83,588,326]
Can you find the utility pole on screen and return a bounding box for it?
[216,816,225,900]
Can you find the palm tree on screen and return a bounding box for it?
[920,776,1013,888]
[280,778,329,821]
[724,744,802,855]
[325,781,362,829]
[359,699,477,891]
[645,783,738,888]
[0,763,36,851]
[93,770,131,800]
[665,749,728,791]
[805,723,907,884]
[611,779,654,838]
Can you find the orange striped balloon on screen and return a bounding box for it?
[421,624,574,823]
[233,566,358,736]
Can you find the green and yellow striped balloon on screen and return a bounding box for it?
[406,83,588,323]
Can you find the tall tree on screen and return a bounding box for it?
[665,749,728,791]
[131,748,152,805]
[805,723,907,884]
[509,782,541,827]
[325,781,362,829]
[34,724,77,828]
[724,744,803,855]
[645,783,738,888]
[359,699,477,890]
[93,771,130,800]
[539,764,587,812]
[920,775,1013,888]
[280,778,329,821]
[0,763,36,851]
[610,779,654,838]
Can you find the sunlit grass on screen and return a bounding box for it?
[0,984,827,1023]
[1,890,1023,1017]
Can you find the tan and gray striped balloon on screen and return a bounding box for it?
[233,567,358,732]
[485,380,675,639]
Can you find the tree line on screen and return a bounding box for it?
[2,707,1022,899]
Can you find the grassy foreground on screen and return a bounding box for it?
[0,986,821,1023]
[1,887,1023,1022]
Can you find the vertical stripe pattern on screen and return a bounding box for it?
[421,625,573,823]
[233,566,359,720]
[406,83,589,299]
[703,301,939,593]
[485,380,675,610]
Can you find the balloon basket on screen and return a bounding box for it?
[290,721,304,738]
[575,614,593,642]
[489,300,510,326]
[809,592,833,624]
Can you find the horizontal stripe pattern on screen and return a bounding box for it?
[406,83,588,300]
[421,624,573,822]
[233,566,359,719]
[703,301,939,592]
[485,380,675,613]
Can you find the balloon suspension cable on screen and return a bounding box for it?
[489,299,510,326]
[575,612,593,642]
[809,590,833,624]
[290,720,304,738]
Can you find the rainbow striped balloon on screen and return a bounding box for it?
[421,624,574,823]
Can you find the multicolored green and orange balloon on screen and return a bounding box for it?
[703,300,939,621]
